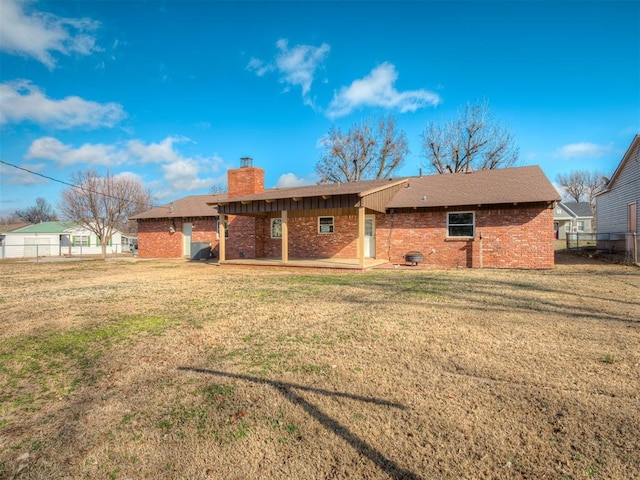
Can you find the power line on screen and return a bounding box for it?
[1,159,79,189]
[0,159,164,210]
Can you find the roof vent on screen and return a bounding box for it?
[240,157,253,168]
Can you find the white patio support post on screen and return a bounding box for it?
[281,210,289,264]
[218,214,226,262]
[357,206,365,267]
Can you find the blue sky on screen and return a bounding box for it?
[1,0,639,216]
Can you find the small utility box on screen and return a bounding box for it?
[190,242,212,260]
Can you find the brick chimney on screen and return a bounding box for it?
[227,157,265,198]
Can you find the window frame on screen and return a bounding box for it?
[318,216,334,234]
[74,235,89,247]
[271,218,282,239]
[446,211,475,238]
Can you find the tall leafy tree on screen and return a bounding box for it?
[59,169,152,259]
[421,100,519,173]
[14,197,58,223]
[315,115,409,183]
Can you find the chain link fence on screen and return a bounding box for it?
[567,232,639,265]
[0,242,133,262]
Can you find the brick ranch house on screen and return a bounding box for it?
[131,194,224,259]
[131,161,560,269]
[205,160,560,269]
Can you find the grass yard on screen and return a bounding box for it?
[0,253,639,479]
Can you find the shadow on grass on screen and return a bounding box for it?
[178,367,422,480]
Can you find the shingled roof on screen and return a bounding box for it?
[139,166,558,219]
[387,166,560,209]
[130,194,224,220]
[216,178,408,204]
[559,202,593,218]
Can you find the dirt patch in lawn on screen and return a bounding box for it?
[1,257,639,479]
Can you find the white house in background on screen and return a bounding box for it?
[595,134,640,257]
[0,221,124,259]
[553,202,594,240]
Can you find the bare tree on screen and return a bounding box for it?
[59,169,152,259]
[315,115,409,183]
[421,100,519,174]
[0,214,24,225]
[14,197,58,223]
[210,183,227,195]
[555,169,605,204]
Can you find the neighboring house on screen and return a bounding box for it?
[553,202,594,239]
[0,222,124,259]
[130,195,224,260]
[202,160,560,269]
[595,134,640,256]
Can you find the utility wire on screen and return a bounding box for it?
[0,159,166,210]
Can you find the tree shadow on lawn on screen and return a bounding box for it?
[311,271,639,325]
[178,367,423,480]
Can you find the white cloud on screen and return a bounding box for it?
[0,0,101,69]
[161,159,212,192]
[126,136,189,164]
[26,137,125,166]
[555,142,610,159]
[326,62,441,118]
[113,170,144,183]
[246,57,272,77]
[25,136,230,195]
[0,80,126,129]
[0,160,48,185]
[274,39,330,97]
[275,173,316,188]
[247,39,330,106]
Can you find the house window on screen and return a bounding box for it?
[74,235,89,246]
[577,220,585,232]
[447,212,475,238]
[271,218,282,238]
[318,216,334,234]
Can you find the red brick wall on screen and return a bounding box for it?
[375,204,555,269]
[288,215,358,258]
[234,215,359,259]
[243,204,554,269]
[225,215,257,259]
[137,218,219,258]
[259,217,281,258]
[142,203,554,268]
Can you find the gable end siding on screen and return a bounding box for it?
[597,143,640,234]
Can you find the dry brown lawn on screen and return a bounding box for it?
[1,253,639,480]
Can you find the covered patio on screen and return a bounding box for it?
[218,256,389,270]
[212,176,408,268]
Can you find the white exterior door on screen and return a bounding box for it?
[183,222,192,257]
[364,215,375,258]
